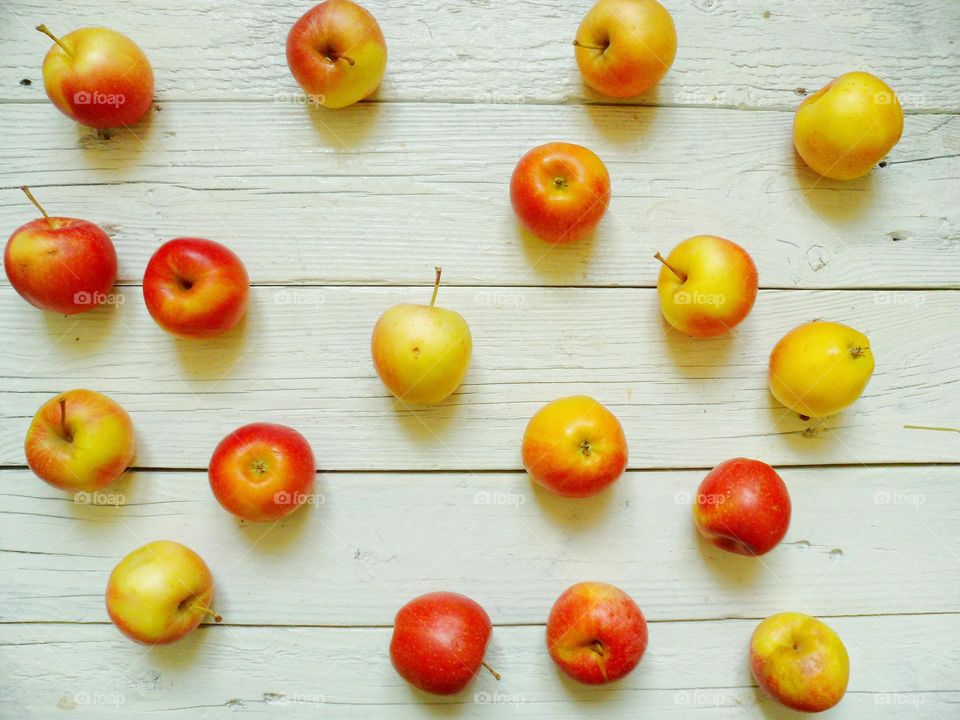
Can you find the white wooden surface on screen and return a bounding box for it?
[1,0,958,718]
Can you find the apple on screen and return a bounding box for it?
[5,186,118,314]
[522,395,628,498]
[794,72,903,180]
[142,238,249,339]
[106,540,221,645]
[692,457,791,556]
[25,389,134,492]
[371,267,472,404]
[286,0,387,109]
[390,591,498,695]
[37,24,153,129]
[574,0,677,98]
[769,321,874,418]
[750,612,849,712]
[510,142,611,244]
[546,581,648,684]
[209,422,316,522]
[655,235,758,338]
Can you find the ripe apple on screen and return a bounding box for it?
[769,321,874,418]
[794,72,903,180]
[522,395,628,498]
[286,0,387,109]
[390,591,498,695]
[25,389,134,492]
[546,581,648,684]
[209,423,316,522]
[692,457,791,557]
[37,24,154,129]
[142,238,249,339]
[655,235,758,338]
[5,186,118,314]
[371,267,472,404]
[574,0,677,98]
[510,142,611,244]
[106,540,221,645]
[750,612,849,712]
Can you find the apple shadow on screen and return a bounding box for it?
[755,687,817,719]
[145,625,208,669]
[519,221,598,282]
[530,480,615,531]
[765,397,842,453]
[389,387,466,442]
[76,106,156,168]
[555,669,629,703]
[582,94,659,146]
[693,524,764,587]
[790,150,876,222]
[660,317,737,378]
[172,307,250,380]
[42,298,123,354]
[233,494,316,554]
[306,100,382,149]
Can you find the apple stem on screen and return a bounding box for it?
[572,40,607,52]
[430,266,442,307]
[654,252,687,282]
[58,397,72,442]
[481,661,501,681]
[327,53,355,66]
[904,424,959,433]
[36,24,74,58]
[21,186,54,228]
[199,605,222,623]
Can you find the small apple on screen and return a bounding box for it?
[574,0,677,98]
[371,267,472,404]
[106,540,221,645]
[209,423,316,522]
[5,186,118,314]
[522,395,628,498]
[25,389,134,492]
[750,612,849,712]
[142,238,249,339]
[390,591,498,695]
[655,235,758,338]
[546,581,648,684]
[769,321,874,418]
[286,0,387,109]
[510,142,611,243]
[37,24,154,128]
[692,458,791,556]
[794,72,903,180]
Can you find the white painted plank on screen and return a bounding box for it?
[2,616,957,718]
[1,103,956,288]
[0,286,956,470]
[1,467,956,625]
[3,0,959,111]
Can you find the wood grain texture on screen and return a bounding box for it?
[1,102,957,288]
[3,0,959,111]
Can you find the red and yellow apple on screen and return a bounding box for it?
[769,321,874,418]
[655,235,758,337]
[37,24,154,128]
[25,389,134,492]
[286,0,387,109]
[750,612,849,712]
[794,72,903,180]
[209,423,316,522]
[522,395,628,498]
[142,238,249,339]
[574,0,677,98]
[106,540,220,645]
[546,581,648,684]
[371,267,472,404]
[692,458,791,556]
[510,142,611,243]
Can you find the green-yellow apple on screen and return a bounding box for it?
[794,72,903,180]
[25,389,134,492]
[37,24,154,128]
[750,612,849,712]
[574,0,677,98]
[371,267,472,405]
[106,540,221,645]
[655,235,758,337]
[286,0,387,109]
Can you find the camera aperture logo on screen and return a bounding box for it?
[73,90,126,108]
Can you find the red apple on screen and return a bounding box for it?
[209,423,316,522]
[546,581,648,684]
[286,0,387,109]
[510,142,611,243]
[37,24,154,129]
[390,591,497,695]
[5,186,117,314]
[142,238,249,339]
[692,458,791,557]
